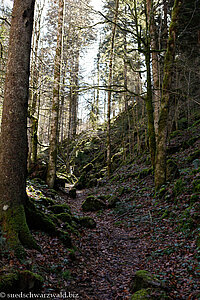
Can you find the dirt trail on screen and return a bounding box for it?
[64,190,138,299]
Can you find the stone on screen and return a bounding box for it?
[82,195,106,212]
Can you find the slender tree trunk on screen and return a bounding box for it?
[146,0,160,137]
[71,50,79,137]
[46,0,64,188]
[107,0,119,177]
[0,0,39,257]
[28,2,44,169]
[145,48,156,167]
[155,0,181,189]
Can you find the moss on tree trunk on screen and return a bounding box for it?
[0,204,40,257]
[0,0,37,258]
[155,0,181,189]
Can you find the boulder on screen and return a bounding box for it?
[82,195,106,212]
[130,270,168,300]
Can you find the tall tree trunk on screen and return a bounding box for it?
[155,0,181,189]
[28,1,44,169]
[144,1,157,168]
[71,49,79,137]
[146,0,160,137]
[0,0,39,257]
[107,0,119,177]
[46,0,64,188]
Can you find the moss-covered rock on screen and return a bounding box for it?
[130,270,165,293]
[0,271,44,293]
[166,159,180,181]
[50,204,71,215]
[130,270,169,299]
[26,199,57,234]
[131,288,153,300]
[0,273,19,292]
[78,216,96,229]
[82,195,106,212]
[56,213,73,224]
[18,270,44,292]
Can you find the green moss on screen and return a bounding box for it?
[82,195,106,212]
[50,204,71,215]
[131,289,152,300]
[64,223,79,236]
[130,270,160,293]
[56,213,73,224]
[25,200,57,234]
[18,270,44,292]
[0,273,19,292]
[1,204,40,257]
[0,271,44,293]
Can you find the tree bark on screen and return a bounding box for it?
[144,0,157,168]
[155,0,181,189]
[107,0,119,177]
[46,0,64,188]
[146,0,160,137]
[0,0,39,257]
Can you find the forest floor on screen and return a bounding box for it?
[59,168,199,300]
[1,123,199,300]
[28,155,199,299]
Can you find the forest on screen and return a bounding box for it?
[0,0,200,299]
